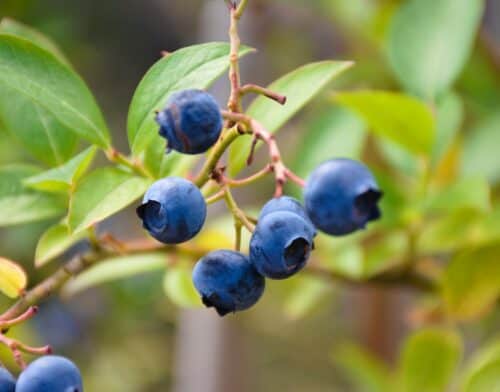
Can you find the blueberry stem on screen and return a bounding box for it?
[227,7,243,113]
[205,189,226,205]
[234,221,243,251]
[239,84,287,105]
[0,306,38,331]
[0,319,52,369]
[105,147,154,179]
[222,187,255,232]
[224,164,273,187]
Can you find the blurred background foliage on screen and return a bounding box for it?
[0,0,499,391]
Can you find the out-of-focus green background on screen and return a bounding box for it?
[0,0,499,391]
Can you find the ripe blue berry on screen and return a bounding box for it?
[0,367,15,392]
[304,158,382,236]
[259,196,311,223]
[137,177,206,244]
[156,89,223,154]
[16,356,83,392]
[249,211,315,279]
[192,250,265,316]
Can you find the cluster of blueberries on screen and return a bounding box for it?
[0,356,83,392]
[137,89,382,316]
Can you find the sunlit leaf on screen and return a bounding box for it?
[284,275,331,320]
[399,328,462,392]
[443,242,500,320]
[24,147,98,193]
[35,221,87,268]
[0,257,27,298]
[68,167,151,233]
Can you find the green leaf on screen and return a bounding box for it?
[387,0,484,100]
[292,105,366,179]
[62,253,166,297]
[283,275,331,320]
[0,34,110,148]
[163,264,202,308]
[0,81,79,166]
[35,221,87,268]
[24,147,97,193]
[399,328,462,392]
[317,231,406,280]
[432,92,463,166]
[335,90,435,155]
[0,18,70,66]
[460,338,500,392]
[0,257,27,298]
[461,114,500,185]
[229,61,353,176]
[419,206,500,253]
[442,242,500,320]
[68,167,151,233]
[128,42,253,155]
[0,164,65,226]
[143,141,197,179]
[423,177,491,214]
[333,343,393,392]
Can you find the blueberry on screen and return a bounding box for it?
[16,356,83,392]
[249,211,315,279]
[259,196,309,222]
[156,89,223,155]
[304,158,382,236]
[137,177,206,244]
[0,367,15,392]
[192,250,265,316]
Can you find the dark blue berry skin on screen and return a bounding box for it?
[192,250,265,316]
[260,196,309,221]
[304,158,382,236]
[16,356,83,392]
[0,367,15,392]
[156,89,223,155]
[249,211,316,279]
[137,177,206,244]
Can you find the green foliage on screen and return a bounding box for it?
[163,264,202,308]
[387,0,484,100]
[23,146,97,193]
[460,338,500,392]
[461,114,500,185]
[333,343,393,392]
[35,221,87,267]
[291,105,366,179]
[0,164,65,227]
[399,328,462,392]
[335,90,435,154]
[443,242,500,320]
[62,253,167,297]
[229,61,353,176]
[0,35,110,151]
[68,167,151,233]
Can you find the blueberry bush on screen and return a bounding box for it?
[0,0,499,390]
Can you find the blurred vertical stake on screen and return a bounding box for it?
[172,1,254,391]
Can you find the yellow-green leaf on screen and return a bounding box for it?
[0,257,27,298]
[163,265,202,308]
[335,90,435,155]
